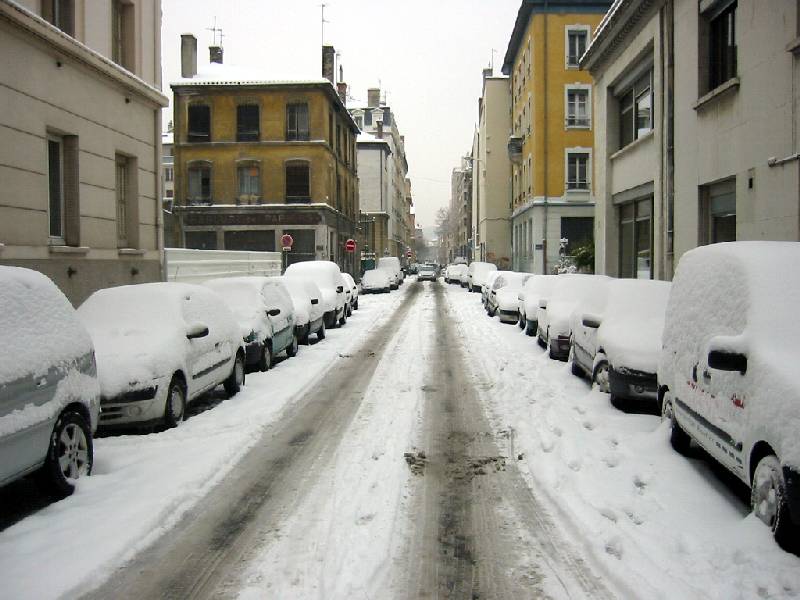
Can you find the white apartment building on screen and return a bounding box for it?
[0,0,168,305]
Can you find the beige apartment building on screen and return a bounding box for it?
[0,0,168,305]
[471,70,512,268]
[583,0,800,279]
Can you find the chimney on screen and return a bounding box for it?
[337,82,347,106]
[367,88,380,108]
[482,67,493,80]
[209,45,223,64]
[180,34,197,78]
[322,45,335,84]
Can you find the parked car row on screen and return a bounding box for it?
[458,241,800,548]
[0,260,360,500]
[361,256,408,294]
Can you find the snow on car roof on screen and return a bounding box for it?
[0,266,93,384]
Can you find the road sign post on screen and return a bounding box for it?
[281,234,294,273]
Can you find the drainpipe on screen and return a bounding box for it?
[542,0,549,274]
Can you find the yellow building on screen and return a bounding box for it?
[168,39,360,273]
[502,0,611,273]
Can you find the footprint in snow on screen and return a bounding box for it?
[551,426,563,437]
[604,537,624,560]
[599,507,617,523]
[568,459,582,472]
[608,437,619,448]
[624,509,644,525]
[583,421,595,431]
[633,475,648,494]
[603,454,620,468]
[356,513,376,525]
[572,405,587,415]
[541,438,555,453]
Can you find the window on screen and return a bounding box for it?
[164,167,174,182]
[187,105,210,142]
[355,116,363,129]
[567,29,588,66]
[165,189,174,198]
[701,178,736,244]
[237,164,261,202]
[237,104,260,141]
[560,217,593,255]
[364,110,372,126]
[618,70,652,148]
[566,88,590,127]
[111,0,135,71]
[47,136,64,241]
[285,161,310,202]
[115,155,129,247]
[286,103,309,141]
[708,2,737,90]
[566,152,589,190]
[188,164,211,204]
[619,197,653,279]
[43,0,74,36]
[185,231,216,250]
[224,230,275,252]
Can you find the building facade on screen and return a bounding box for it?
[502,0,612,273]
[168,39,360,274]
[349,89,413,261]
[472,71,513,268]
[0,0,168,305]
[583,0,800,279]
[450,159,473,262]
[355,133,391,269]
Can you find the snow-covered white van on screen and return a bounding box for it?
[658,242,800,547]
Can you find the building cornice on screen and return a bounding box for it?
[502,0,613,75]
[580,0,659,74]
[0,0,168,108]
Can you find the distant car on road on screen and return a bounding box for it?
[78,282,245,430]
[377,256,403,289]
[0,267,100,498]
[417,264,438,281]
[361,269,392,293]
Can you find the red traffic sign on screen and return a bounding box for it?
[281,233,294,250]
[344,238,357,253]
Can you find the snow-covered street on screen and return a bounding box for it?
[1,278,799,599]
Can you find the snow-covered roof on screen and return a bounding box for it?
[171,61,332,88]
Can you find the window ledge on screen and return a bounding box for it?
[49,245,90,255]
[566,124,591,131]
[610,130,655,161]
[118,248,146,256]
[787,36,800,55]
[693,77,740,111]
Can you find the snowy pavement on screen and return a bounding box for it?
[0,285,411,600]
[443,281,800,600]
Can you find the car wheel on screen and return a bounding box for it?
[593,361,610,394]
[751,454,795,547]
[571,359,583,378]
[258,342,272,372]
[317,321,326,340]
[339,311,347,326]
[354,298,359,310]
[163,376,186,428]
[37,410,93,498]
[526,321,536,337]
[488,306,496,317]
[661,390,691,455]
[286,334,299,357]
[518,314,525,329]
[224,351,245,397]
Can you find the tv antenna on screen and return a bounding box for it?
[320,3,329,46]
[207,17,223,46]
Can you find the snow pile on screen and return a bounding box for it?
[0,266,93,384]
[597,279,671,373]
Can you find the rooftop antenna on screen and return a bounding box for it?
[490,48,497,73]
[320,3,329,46]
[206,16,223,46]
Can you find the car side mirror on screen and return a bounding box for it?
[581,313,602,329]
[708,350,747,374]
[336,286,344,293]
[267,308,281,317]
[518,293,525,301]
[539,299,548,309]
[186,324,209,339]
[310,298,319,305]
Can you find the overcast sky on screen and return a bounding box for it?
[161,0,521,229]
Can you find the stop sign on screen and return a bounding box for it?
[281,233,294,249]
[345,238,356,253]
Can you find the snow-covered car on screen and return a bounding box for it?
[377,256,403,289]
[78,282,245,430]
[204,277,298,372]
[417,264,438,281]
[284,261,347,328]
[457,265,471,288]
[342,272,359,313]
[481,270,503,308]
[281,277,326,343]
[658,242,800,548]
[520,275,558,336]
[361,269,391,293]
[445,263,468,285]
[487,272,532,323]
[571,279,670,405]
[537,274,610,360]
[467,261,497,293]
[0,267,100,497]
